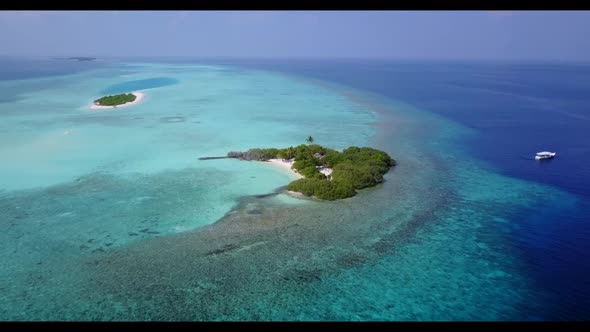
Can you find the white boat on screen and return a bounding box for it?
[535,151,556,160]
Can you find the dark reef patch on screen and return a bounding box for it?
[282,268,324,283]
[335,252,369,268]
[206,244,240,256]
[246,208,263,215]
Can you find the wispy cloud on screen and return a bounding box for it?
[0,10,67,26]
[176,11,189,20]
[2,11,63,19]
[487,11,517,19]
[302,13,320,26]
[225,11,281,26]
[166,11,190,31]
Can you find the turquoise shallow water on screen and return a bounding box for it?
[0,59,583,320]
[100,77,179,95]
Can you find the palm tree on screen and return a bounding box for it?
[306,136,314,144]
[286,147,295,159]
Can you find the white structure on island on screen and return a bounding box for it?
[317,165,333,179]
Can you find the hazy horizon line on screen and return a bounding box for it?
[1,54,589,65]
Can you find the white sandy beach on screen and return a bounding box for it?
[268,158,333,180]
[89,91,145,110]
[286,190,306,197]
[268,158,303,179]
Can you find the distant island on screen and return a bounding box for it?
[53,57,97,61]
[90,92,145,110]
[222,139,396,200]
[69,57,96,61]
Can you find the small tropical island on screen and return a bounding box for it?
[224,136,396,200]
[90,92,145,110]
[95,93,136,106]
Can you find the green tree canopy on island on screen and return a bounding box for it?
[94,93,136,106]
[227,144,396,200]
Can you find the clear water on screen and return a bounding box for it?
[0,58,588,321]
[100,77,179,95]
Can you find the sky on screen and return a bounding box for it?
[1,11,589,61]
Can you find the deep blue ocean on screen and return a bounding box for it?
[195,58,590,320]
[0,56,106,81]
[1,56,588,320]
